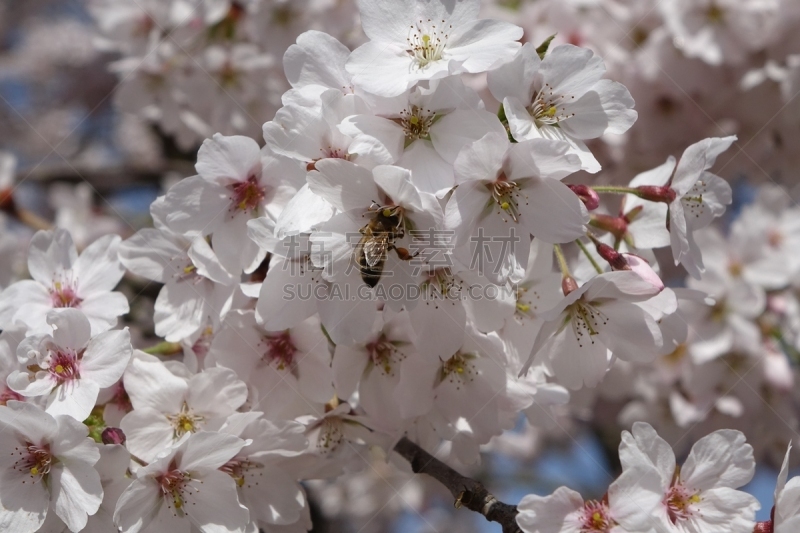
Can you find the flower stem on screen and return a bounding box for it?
[590,185,640,195]
[575,239,603,274]
[142,341,183,356]
[553,244,571,278]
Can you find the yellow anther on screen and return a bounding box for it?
[456,366,464,374]
[238,201,247,210]
[174,496,183,509]
[422,34,431,44]
[689,494,701,504]
[409,115,419,125]
[55,364,65,374]
[54,282,62,291]
[546,106,558,117]
[383,208,393,217]
[516,303,530,313]
[30,466,39,476]
[500,201,511,210]
[236,476,245,487]
[183,265,195,274]
[183,421,193,432]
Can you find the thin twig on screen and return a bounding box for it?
[393,437,520,533]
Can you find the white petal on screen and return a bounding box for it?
[195,134,262,184]
[48,308,91,349]
[123,357,187,413]
[345,42,413,98]
[120,409,175,463]
[186,367,248,418]
[431,109,507,164]
[308,159,378,212]
[28,229,77,285]
[671,136,737,195]
[516,487,583,533]
[487,42,540,104]
[453,132,507,184]
[619,421,675,489]
[118,229,187,284]
[113,478,162,533]
[682,429,755,490]
[73,234,125,294]
[46,379,100,421]
[51,461,103,532]
[180,432,246,471]
[183,471,249,533]
[398,139,455,195]
[517,178,588,243]
[446,19,523,73]
[284,30,351,91]
[82,328,132,388]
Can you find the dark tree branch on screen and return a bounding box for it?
[393,437,520,533]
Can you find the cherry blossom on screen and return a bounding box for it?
[161,133,304,273]
[444,133,587,283]
[113,431,250,533]
[8,309,132,421]
[619,422,760,533]
[0,401,102,533]
[0,229,128,336]
[516,466,664,533]
[119,354,248,462]
[524,271,664,389]
[345,0,523,97]
[488,42,637,173]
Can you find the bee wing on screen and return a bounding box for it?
[363,237,389,267]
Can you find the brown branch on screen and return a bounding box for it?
[394,437,520,533]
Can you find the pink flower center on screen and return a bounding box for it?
[579,500,615,533]
[260,331,298,371]
[665,483,701,523]
[49,280,82,308]
[12,442,53,482]
[48,349,81,383]
[157,465,191,512]
[229,175,265,214]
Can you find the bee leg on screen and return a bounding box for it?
[394,247,419,261]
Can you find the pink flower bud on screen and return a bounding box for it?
[562,276,579,296]
[101,427,126,445]
[752,520,773,533]
[595,242,629,271]
[635,185,677,203]
[589,214,628,240]
[567,184,600,211]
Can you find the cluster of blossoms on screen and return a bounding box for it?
[0,0,798,532]
[87,0,360,150]
[480,0,800,184]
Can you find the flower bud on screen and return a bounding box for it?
[567,184,600,211]
[635,185,677,203]
[595,242,629,271]
[589,214,628,240]
[0,188,15,214]
[101,427,126,445]
[752,520,773,533]
[562,276,579,296]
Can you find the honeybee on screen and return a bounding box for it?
[354,204,416,288]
